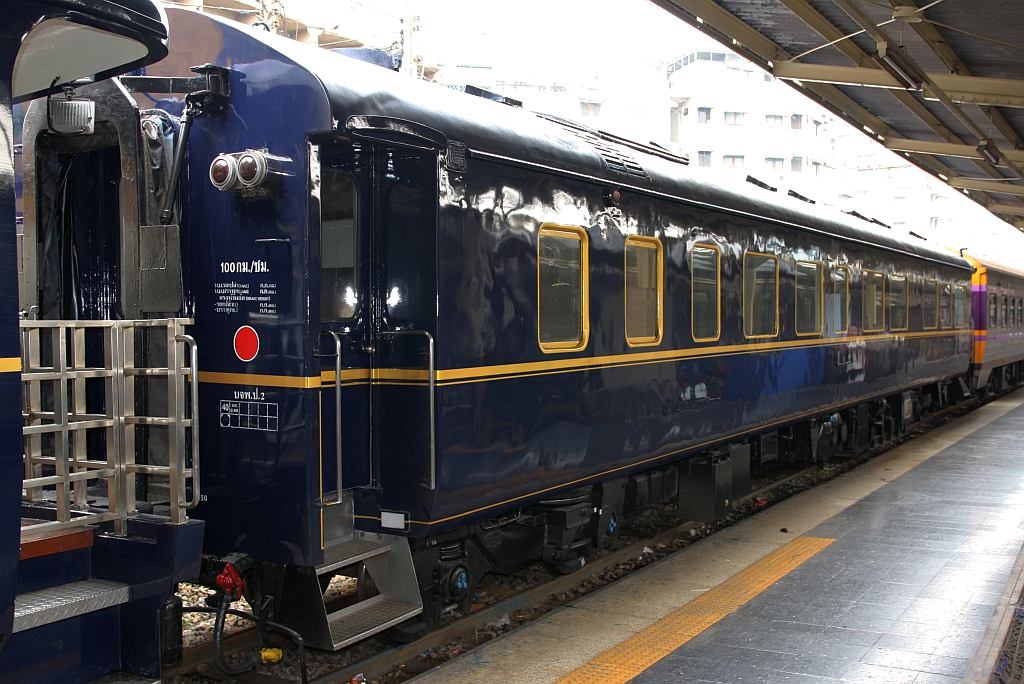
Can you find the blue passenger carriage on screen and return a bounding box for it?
[7,3,982,674]
[965,255,1024,391]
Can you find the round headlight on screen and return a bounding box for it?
[209,154,237,191]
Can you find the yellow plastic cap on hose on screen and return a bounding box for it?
[261,648,283,663]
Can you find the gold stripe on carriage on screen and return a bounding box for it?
[0,357,21,373]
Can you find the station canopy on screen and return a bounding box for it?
[650,0,1024,229]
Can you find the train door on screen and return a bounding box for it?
[315,138,438,547]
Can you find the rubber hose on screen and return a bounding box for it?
[213,598,261,675]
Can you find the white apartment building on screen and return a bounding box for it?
[666,47,837,201]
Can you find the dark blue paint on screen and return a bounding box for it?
[16,549,91,595]
[0,607,121,684]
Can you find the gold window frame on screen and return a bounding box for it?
[953,285,967,329]
[624,235,664,347]
[833,266,850,334]
[691,243,722,343]
[743,251,780,339]
[862,270,886,333]
[922,279,938,330]
[889,275,909,332]
[537,224,590,353]
[794,260,824,337]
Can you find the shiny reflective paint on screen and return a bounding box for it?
[148,9,973,571]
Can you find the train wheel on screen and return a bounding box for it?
[380,615,431,644]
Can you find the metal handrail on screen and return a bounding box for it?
[319,330,344,505]
[176,334,201,509]
[381,329,436,490]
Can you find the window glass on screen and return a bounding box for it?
[863,271,885,332]
[692,245,720,342]
[321,169,359,320]
[385,177,434,322]
[1019,297,1022,326]
[698,151,712,167]
[940,284,951,328]
[766,157,784,170]
[922,280,938,329]
[889,276,908,331]
[989,293,998,328]
[791,157,803,172]
[766,114,783,128]
[954,285,966,328]
[1003,295,1009,328]
[698,107,711,123]
[725,111,744,125]
[833,267,849,333]
[538,226,588,350]
[791,114,803,129]
[743,253,778,337]
[724,155,744,168]
[795,261,822,335]
[625,237,662,345]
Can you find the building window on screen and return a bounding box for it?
[538,224,589,352]
[698,107,712,124]
[889,276,908,331]
[743,252,779,338]
[922,279,938,329]
[954,285,967,328]
[697,51,711,61]
[624,236,663,346]
[764,73,773,82]
[795,261,822,335]
[698,151,712,167]
[765,157,784,170]
[692,244,720,342]
[833,266,849,333]
[321,169,360,320]
[580,102,601,117]
[791,157,803,172]
[766,114,783,128]
[863,270,885,332]
[791,114,803,130]
[723,155,744,168]
[724,111,744,125]
[930,217,940,230]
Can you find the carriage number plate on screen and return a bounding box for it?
[219,399,279,431]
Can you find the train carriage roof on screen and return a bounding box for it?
[175,8,971,272]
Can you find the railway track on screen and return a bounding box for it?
[166,394,985,684]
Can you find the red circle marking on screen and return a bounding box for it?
[234,326,259,362]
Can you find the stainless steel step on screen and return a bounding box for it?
[13,578,130,632]
[316,537,391,576]
[326,595,422,650]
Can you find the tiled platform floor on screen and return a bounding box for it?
[413,390,1024,684]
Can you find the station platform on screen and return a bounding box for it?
[412,390,1024,684]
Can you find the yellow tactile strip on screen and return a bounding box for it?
[555,535,835,684]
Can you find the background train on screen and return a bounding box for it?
[4,5,1024,682]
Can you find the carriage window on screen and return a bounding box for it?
[625,236,663,346]
[1019,297,1022,326]
[743,252,779,338]
[989,293,998,328]
[940,284,951,328]
[1003,295,1009,328]
[320,169,359,320]
[922,280,938,330]
[795,261,822,335]
[692,244,720,342]
[889,275,908,331]
[954,285,966,328]
[863,270,885,332]
[538,225,589,352]
[833,266,849,333]
[386,178,434,322]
